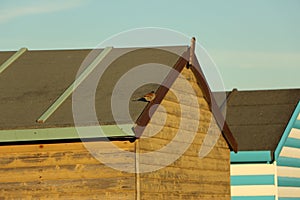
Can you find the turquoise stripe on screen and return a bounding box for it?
[279,198,300,200]
[231,175,274,185]
[285,137,300,148]
[278,176,300,187]
[277,156,300,168]
[275,101,300,160]
[294,120,300,129]
[230,151,272,163]
[232,196,275,200]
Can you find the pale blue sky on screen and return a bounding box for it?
[0,0,299,90]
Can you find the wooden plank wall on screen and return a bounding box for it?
[0,141,136,199]
[138,67,231,200]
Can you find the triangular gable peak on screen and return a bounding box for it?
[134,45,237,152]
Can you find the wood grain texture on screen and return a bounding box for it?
[171,76,204,97]
[0,141,136,199]
[180,67,203,84]
[164,89,209,110]
[138,67,230,199]
[142,123,228,149]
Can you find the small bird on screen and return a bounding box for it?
[133,91,156,102]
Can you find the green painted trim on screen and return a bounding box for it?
[278,176,300,187]
[0,47,27,74]
[230,151,272,163]
[37,47,113,123]
[232,197,275,200]
[294,120,300,129]
[0,124,134,142]
[231,175,275,185]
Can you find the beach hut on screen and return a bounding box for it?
[0,41,237,199]
[227,89,300,200]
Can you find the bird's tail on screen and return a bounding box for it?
[132,97,147,102]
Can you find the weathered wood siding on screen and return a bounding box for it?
[138,67,231,199]
[0,141,136,199]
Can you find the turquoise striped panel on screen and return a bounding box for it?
[231,175,274,185]
[277,157,300,168]
[275,101,300,160]
[278,176,300,187]
[230,151,272,163]
[285,138,300,148]
[294,120,300,129]
[232,196,275,200]
[279,198,300,200]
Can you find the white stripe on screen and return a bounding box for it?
[231,185,276,196]
[278,187,300,198]
[277,166,300,178]
[289,128,300,140]
[279,146,300,159]
[231,163,275,176]
[274,161,278,200]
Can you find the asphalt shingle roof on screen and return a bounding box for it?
[0,46,187,130]
[225,89,300,152]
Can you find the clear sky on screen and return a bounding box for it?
[0,0,299,91]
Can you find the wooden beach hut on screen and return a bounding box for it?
[0,42,237,199]
[227,89,300,200]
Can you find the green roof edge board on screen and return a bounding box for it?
[36,46,113,123]
[230,151,272,163]
[0,47,27,74]
[0,124,134,142]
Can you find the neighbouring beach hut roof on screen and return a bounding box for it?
[227,88,300,161]
[0,46,238,151]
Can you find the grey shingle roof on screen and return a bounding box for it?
[0,46,187,130]
[225,89,300,152]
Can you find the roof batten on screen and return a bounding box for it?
[0,47,27,74]
[36,46,113,123]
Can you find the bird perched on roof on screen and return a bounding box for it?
[132,91,156,102]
